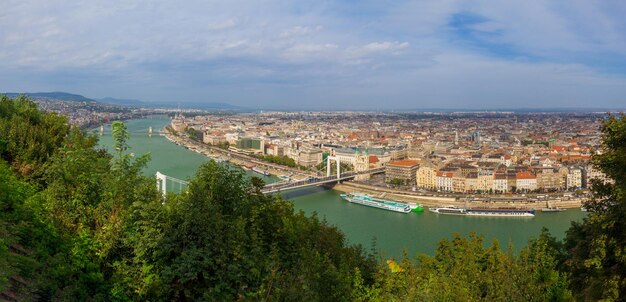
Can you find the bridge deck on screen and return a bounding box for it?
[261,167,383,193]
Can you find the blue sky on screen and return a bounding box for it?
[1,0,625,110]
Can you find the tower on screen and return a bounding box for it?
[354,149,370,181]
[454,130,458,146]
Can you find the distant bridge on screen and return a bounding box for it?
[261,167,384,193]
[155,167,384,196]
[156,171,189,196]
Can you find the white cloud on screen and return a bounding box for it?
[207,19,238,31]
[358,41,409,54]
[279,25,323,38]
[0,0,625,108]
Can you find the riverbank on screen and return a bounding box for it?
[98,118,588,257]
[333,181,585,209]
[163,129,314,180]
[162,122,586,210]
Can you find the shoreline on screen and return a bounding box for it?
[161,123,587,210]
[332,182,585,209]
[163,128,314,180]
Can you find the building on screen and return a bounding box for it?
[416,161,437,190]
[516,171,537,192]
[566,166,583,190]
[170,113,187,132]
[385,160,420,185]
[585,164,612,188]
[464,172,479,192]
[452,173,466,193]
[203,132,226,145]
[535,167,566,191]
[334,147,392,166]
[493,173,508,193]
[477,170,494,192]
[297,149,323,168]
[234,138,264,153]
[354,151,370,181]
[436,171,454,192]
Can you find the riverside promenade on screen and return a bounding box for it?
[164,130,315,180]
[164,127,586,210]
[333,182,585,209]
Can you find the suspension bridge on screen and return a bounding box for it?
[260,167,384,193]
[154,153,385,195]
[155,167,384,196]
[156,171,189,196]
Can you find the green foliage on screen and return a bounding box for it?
[316,160,353,174]
[184,127,200,140]
[0,94,70,181]
[0,161,34,293]
[564,113,626,301]
[354,231,571,301]
[387,178,408,186]
[215,141,230,150]
[258,154,298,167]
[122,161,376,300]
[111,121,129,154]
[3,95,625,301]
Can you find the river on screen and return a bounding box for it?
[97,117,586,258]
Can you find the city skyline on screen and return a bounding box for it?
[1,1,626,110]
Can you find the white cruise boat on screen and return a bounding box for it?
[340,193,412,213]
[429,206,535,217]
[429,206,466,215]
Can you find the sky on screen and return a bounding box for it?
[1,1,626,110]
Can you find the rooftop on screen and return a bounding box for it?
[388,159,420,167]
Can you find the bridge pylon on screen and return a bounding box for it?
[326,156,341,178]
[155,171,189,196]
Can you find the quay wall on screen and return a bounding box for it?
[333,182,584,209]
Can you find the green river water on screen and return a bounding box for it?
[98,117,586,258]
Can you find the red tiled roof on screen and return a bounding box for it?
[388,160,419,167]
[516,171,535,179]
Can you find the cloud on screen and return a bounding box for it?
[351,41,410,55]
[0,0,625,109]
[207,19,238,31]
[279,25,323,38]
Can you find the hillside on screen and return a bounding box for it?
[2,91,95,102]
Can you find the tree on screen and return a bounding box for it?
[564,114,626,300]
[123,161,376,301]
[0,95,70,182]
[354,232,570,301]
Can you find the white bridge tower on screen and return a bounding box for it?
[326,156,341,178]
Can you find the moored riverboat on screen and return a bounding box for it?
[252,167,271,176]
[340,193,421,213]
[429,206,535,217]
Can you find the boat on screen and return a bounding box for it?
[340,193,420,213]
[252,167,270,176]
[466,208,535,217]
[541,207,566,212]
[429,206,535,217]
[429,206,467,215]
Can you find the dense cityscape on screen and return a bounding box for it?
[171,111,610,200]
[2,1,626,300]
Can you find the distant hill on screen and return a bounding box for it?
[98,98,243,110]
[2,91,243,110]
[97,97,145,107]
[182,102,242,110]
[3,91,95,102]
